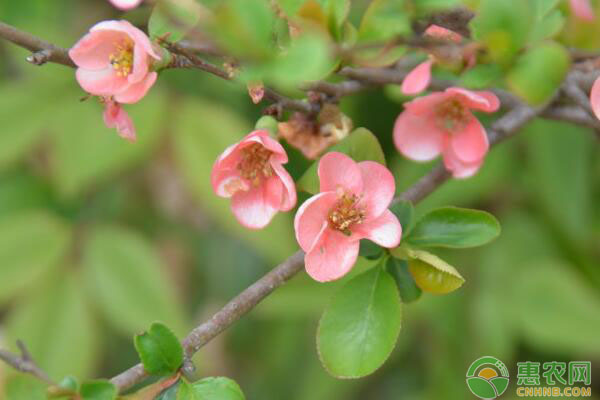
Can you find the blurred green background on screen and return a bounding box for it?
[0,1,599,399]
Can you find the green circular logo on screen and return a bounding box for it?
[466,356,510,399]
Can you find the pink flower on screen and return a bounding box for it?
[69,20,160,104]
[590,78,600,119]
[294,152,401,282]
[109,0,143,10]
[211,130,297,229]
[102,98,136,141]
[401,25,463,95]
[569,0,595,20]
[393,87,500,178]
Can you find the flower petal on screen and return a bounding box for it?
[570,0,596,20]
[294,191,339,252]
[69,30,125,70]
[442,145,483,179]
[114,71,157,104]
[128,42,150,84]
[590,78,600,120]
[318,152,363,194]
[271,162,297,211]
[401,60,433,95]
[448,87,500,112]
[91,20,160,59]
[211,167,247,198]
[109,0,144,10]
[424,24,462,42]
[243,130,288,163]
[353,209,402,248]
[358,161,396,218]
[449,116,489,163]
[75,67,128,96]
[231,184,278,229]
[305,230,359,282]
[103,102,136,141]
[393,109,444,161]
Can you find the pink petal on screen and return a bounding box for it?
[114,71,157,104]
[570,0,596,20]
[243,131,288,163]
[404,91,449,115]
[393,108,444,161]
[401,60,433,95]
[109,0,144,10]
[69,30,125,70]
[357,161,396,219]
[591,78,600,120]
[447,87,500,112]
[305,230,359,282]
[76,67,128,96]
[271,162,297,211]
[425,24,462,43]
[294,191,339,252]
[442,145,483,179]
[318,152,363,194]
[353,210,402,248]
[91,20,160,59]
[211,167,247,198]
[231,184,278,229]
[449,117,489,163]
[103,102,136,141]
[128,42,150,84]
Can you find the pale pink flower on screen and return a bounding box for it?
[401,25,463,95]
[393,87,500,178]
[109,0,143,10]
[69,20,160,104]
[590,77,600,119]
[294,152,401,282]
[569,0,595,21]
[102,98,136,141]
[211,130,297,229]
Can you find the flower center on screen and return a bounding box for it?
[328,192,365,236]
[109,41,134,77]
[434,99,471,134]
[237,143,274,186]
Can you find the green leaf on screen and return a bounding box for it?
[5,274,98,379]
[359,240,383,260]
[135,322,184,376]
[177,377,245,400]
[212,0,275,59]
[389,200,414,237]
[470,0,534,65]
[264,34,333,88]
[148,0,204,42]
[316,0,350,38]
[459,64,503,89]
[0,211,71,304]
[385,257,421,303]
[52,91,165,197]
[404,206,500,248]
[297,127,385,194]
[529,9,564,43]
[358,0,411,41]
[82,225,187,335]
[317,266,402,378]
[79,381,117,400]
[406,249,464,294]
[506,41,570,105]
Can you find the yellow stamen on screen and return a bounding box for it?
[328,193,365,235]
[237,143,273,186]
[109,41,134,77]
[435,99,472,134]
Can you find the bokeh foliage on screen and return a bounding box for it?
[0,0,599,399]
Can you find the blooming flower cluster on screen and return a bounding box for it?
[70,20,161,141]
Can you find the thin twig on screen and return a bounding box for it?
[0,341,54,384]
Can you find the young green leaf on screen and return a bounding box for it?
[134,322,184,376]
[317,266,402,378]
[359,240,384,260]
[296,128,386,194]
[177,377,245,400]
[506,42,570,105]
[404,206,500,248]
[79,380,117,400]
[389,200,414,237]
[358,0,411,42]
[385,257,421,303]
[148,0,205,42]
[407,249,465,294]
